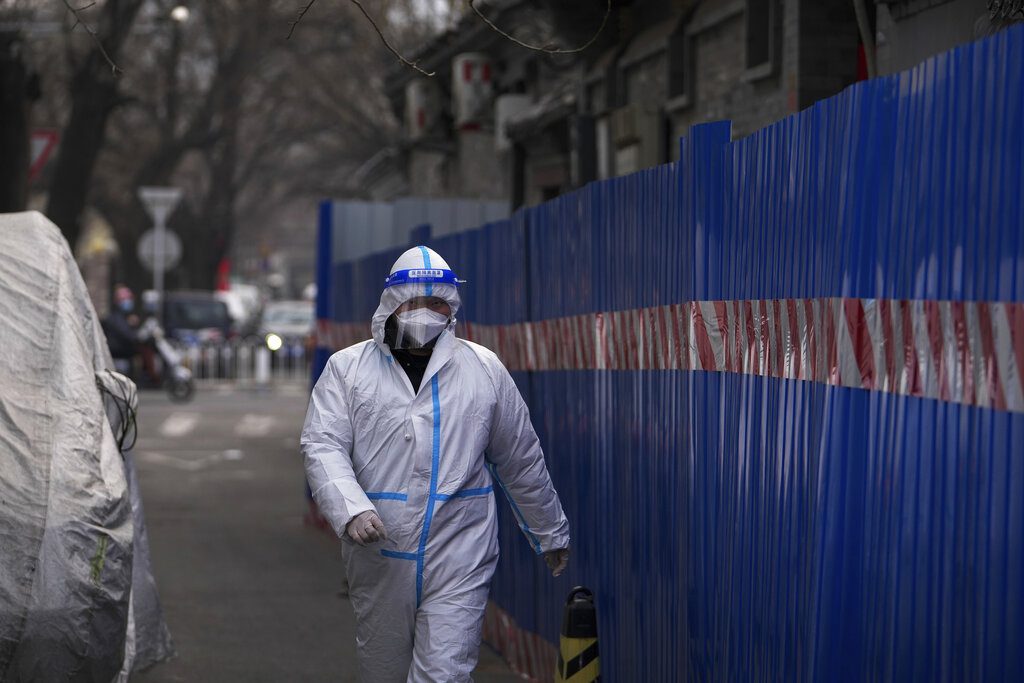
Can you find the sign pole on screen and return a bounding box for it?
[138,186,183,324]
[154,210,165,317]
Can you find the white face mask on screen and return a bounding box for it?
[393,308,450,348]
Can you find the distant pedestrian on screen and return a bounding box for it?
[302,246,570,682]
[102,284,140,375]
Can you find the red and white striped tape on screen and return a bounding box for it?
[482,600,557,683]
[318,298,1024,412]
[316,320,369,355]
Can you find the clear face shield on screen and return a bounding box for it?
[385,296,453,350]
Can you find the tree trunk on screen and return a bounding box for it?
[45,70,118,249]
[0,33,30,213]
[45,0,146,248]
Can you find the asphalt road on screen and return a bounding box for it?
[132,382,519,683]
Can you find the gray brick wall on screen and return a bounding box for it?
[876,0,993,75]
[408,149,450,198]
[456,131,509,200]
[669,1,793,145]
[666,0,860,146]
[625,53,670,108]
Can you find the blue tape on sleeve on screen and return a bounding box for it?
[365,492,408,501]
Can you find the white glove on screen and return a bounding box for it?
[346,511,388,546]
[544,547,569,577]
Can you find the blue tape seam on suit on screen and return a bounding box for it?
[434,486,494,501]
[366,492,408,501]
[411,374,442,606]
[381,550,417,561]
[487,461,544,555]
[418,246,434,296]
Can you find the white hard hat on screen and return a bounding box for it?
[383,246,461,291]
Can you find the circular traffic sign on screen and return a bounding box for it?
[137,229,183,272]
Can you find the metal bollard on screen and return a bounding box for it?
[292,344,304,381]
[238,344,251,382]
[290,343,301,381]
[187,345,201,377]
[555,587,600,682]
[222,344,233,380]
[255,346,271,386]
[204,345,215,380]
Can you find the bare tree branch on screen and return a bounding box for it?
[288,0,610,77]
[286,0,319,41]
[349,0,435,76]
[288,0,436,76]
[468,0,611,54]
[61,0,122,75]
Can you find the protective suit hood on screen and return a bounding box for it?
[371,246,461,350]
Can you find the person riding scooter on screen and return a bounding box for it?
[137,290,195,403]
[101,285,141,376]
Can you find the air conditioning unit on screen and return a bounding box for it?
[609,103,662,175]
[494,94,531,151]
[452,52,494,130]
[405,80,440,140]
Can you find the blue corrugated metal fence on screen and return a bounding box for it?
[315,27,1024,681]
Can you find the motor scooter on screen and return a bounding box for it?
[138,317,195,403]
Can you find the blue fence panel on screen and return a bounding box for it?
[314,26,1024,682]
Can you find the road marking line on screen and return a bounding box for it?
[138,449,245,471]
[159,413,199,438]
[234,414,277,437]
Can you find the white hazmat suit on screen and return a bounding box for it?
[301,246,571,682]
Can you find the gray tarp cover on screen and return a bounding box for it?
[0,212,173,681]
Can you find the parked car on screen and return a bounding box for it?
[259,299,315,351]
[216,283,263,338]
[163,291,233,344]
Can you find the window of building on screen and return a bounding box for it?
[745,0,776,73]
[624,55,669,107]
[615,144,640,176]
[667,25,693,106]
[618,15,680,108]
[541,186,561,202]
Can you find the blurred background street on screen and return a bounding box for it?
[131,382,518,682]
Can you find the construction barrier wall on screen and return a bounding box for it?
[314,27,1024,681]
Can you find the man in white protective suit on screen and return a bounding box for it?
[301,246,571,682]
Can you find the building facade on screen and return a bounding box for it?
[360,0,1015,210]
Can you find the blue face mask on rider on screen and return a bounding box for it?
[119,299,134,313]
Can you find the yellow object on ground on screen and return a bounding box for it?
[555,587,600,682]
